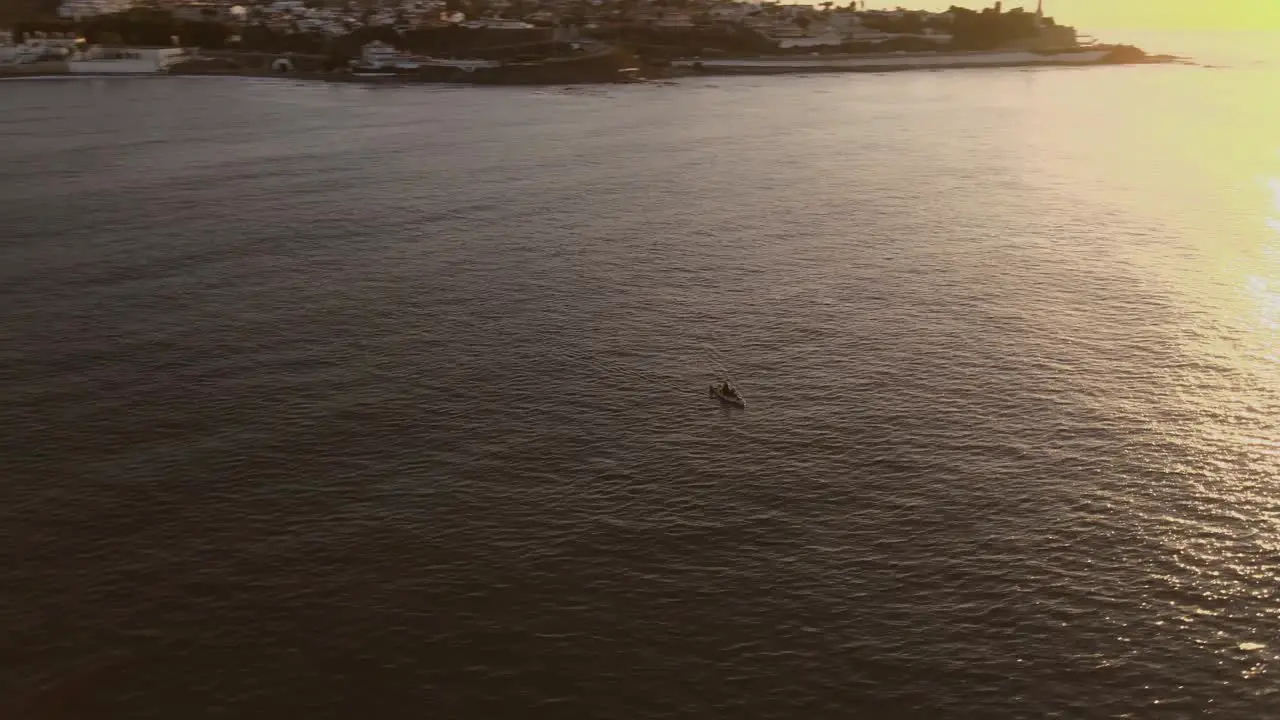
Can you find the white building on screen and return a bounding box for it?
[268,1,307,13]
[68,45,187,73]
[462,18,537,29]
[1,35,80,64]
[355,41,418,69]
[59,0,134,19]
[778,28,845,48]
[352,41,500,72]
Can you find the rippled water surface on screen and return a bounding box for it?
[3,35,1279,718]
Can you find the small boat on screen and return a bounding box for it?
[709,383,745,408]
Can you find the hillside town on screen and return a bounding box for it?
[10,0,1077,48]
[2,0,1162,82]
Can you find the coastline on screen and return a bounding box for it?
[667,46,1185,77]
[1,2,1197,89]
[3,46,1185,85]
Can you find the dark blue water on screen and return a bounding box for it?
[3,47,1278,717]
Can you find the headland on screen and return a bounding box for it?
[1,2,1184,85]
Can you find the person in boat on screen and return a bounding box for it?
[720,381,735,397]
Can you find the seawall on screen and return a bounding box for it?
[669,48,1173,76]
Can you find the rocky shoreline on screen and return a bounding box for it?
[181,45,1185,84]
[2,44,1184,85]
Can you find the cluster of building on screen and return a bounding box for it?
[0,29,188,70]
[744,6,954,49]
[42,0,1073,50]
[0,30,77,63]
[58,0,136,19]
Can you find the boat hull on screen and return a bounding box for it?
[710,386,745,408]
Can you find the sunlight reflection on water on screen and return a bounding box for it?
[1131,155,1280,689]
